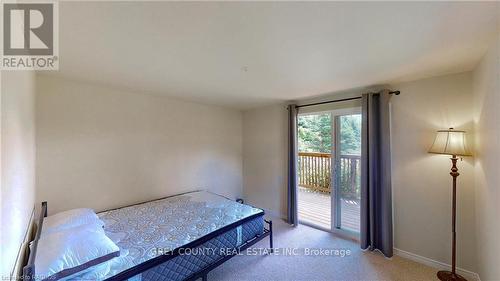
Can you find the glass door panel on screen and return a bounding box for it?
[297,113,332,230]
[334,114,361,233]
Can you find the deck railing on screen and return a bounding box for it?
[298,152,361,198]
[298,152,332,193]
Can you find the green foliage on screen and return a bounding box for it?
[298,114,332,153]
[339,115,361,155]
[298,113,361,155]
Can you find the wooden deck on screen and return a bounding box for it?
[298,187,360,232]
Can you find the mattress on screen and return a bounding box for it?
[139,215,264,281]
[65,191,264,281]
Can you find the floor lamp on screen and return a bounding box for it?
[428,128,472,281]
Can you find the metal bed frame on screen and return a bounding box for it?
[23,200,273,281]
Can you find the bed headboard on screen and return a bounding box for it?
[22,201,47,280]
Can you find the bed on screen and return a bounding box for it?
[23,191,273,281]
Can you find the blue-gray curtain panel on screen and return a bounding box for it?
[287,104,298,226]
[360,90,393,257]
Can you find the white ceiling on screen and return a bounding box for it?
[49,1,498,109]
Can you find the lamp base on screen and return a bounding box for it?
[437,271,467,281]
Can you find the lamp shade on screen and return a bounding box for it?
[428,128,472,157]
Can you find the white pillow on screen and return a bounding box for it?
[34,222,120,281]
[42,208,104,235]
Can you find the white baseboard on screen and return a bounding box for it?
[394,248,481,281]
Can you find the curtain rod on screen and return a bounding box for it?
[295,90,400,109]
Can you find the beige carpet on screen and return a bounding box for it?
[209,217,438,281]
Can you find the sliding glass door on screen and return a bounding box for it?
[297,109,361,237]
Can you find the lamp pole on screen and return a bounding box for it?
[437,155,466,281]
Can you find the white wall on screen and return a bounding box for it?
[391,73,476,272]
[242,72,477,272]
[243,104,288,218]
[472,34,500,280]
[1,72,36,278]
[36,75,243,215]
